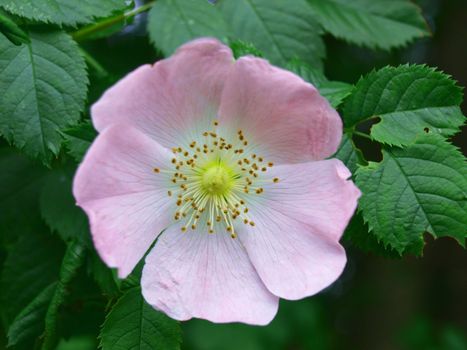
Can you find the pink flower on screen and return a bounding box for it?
[73,38,360,325]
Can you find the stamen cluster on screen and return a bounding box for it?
[153,121,279,238]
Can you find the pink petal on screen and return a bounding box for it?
[266,159,361,241]
[238,159,360,300]
[91,38,234,147]
[239,210,347,301]
[73,124,174,278]
[218,57,342,163]
[141,224,279,325]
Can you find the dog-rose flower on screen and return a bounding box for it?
[73,38,360,325]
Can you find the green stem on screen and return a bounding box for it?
[353,130,372,140]
[79,47,108,78]
[72,1,156,41]
[41,242,86,350]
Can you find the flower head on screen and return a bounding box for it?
[73,38,360,325]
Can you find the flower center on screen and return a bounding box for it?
[201,163,234,196]
[153,120,279,238]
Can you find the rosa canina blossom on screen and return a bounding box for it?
[73,38,361,325]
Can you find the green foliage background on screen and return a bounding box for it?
[0,0,466,349]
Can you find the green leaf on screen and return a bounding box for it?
[343,65,465,146]
[0,148,45,244]
[319,81,354,109]
[7,283,56,347]
[87,250,120,297]
[0,9,29,46]
[100,288,181,350]
[0,230,64,328]
[4,240,86,349]
[229,39,263,59]
[40,168,90,244]
[0,0,128,26]
[219,0,325,68]
[147,0,229,56]
[42,242,86,350]
[286,58,327,87]
[306,0,429,50]
[344,212,400,258]
[333,134,365,174]
[54,267,106,345]
[62,121,97,162]
[287,59,352,107]
[355,135,467,255]
[0,31,88,164]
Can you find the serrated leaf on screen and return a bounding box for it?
[42,242,86,350]
[319,81,353,109]
[333,134,365,174]
[344,212,400,258]
[356,135,467,255]
[0,31,88,164]
[62,121,97,162]
[287,59,352,107]
[0,0,128,26]
[100,288,181,350]
[0,230,64,328]
[40,168,89,244]
[7,283,56,347]
[306,0,429,50]
[147,0,229,56]
[0,9,29,46]
[343,64,465,146]
[219,0,325,68]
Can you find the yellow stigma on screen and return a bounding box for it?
[201,163,234,196]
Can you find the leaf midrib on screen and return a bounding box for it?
[244,0,286,62]
[25,39,47,157]
[323,0,425,32]
[388,152,434,234]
